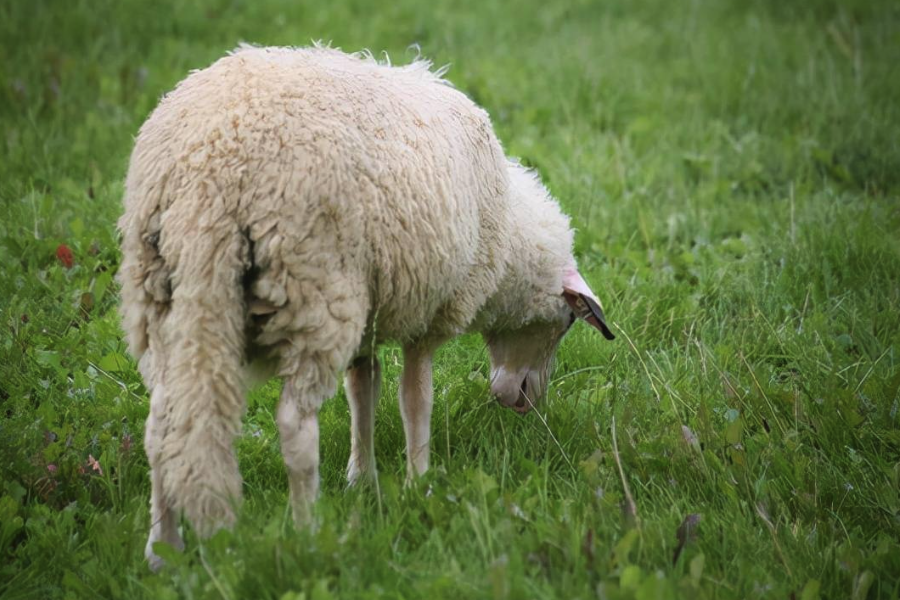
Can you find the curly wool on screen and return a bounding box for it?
[118,45,575,533]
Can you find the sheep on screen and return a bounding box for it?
[117,44,614,569]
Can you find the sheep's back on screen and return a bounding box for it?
[123,46,513,345]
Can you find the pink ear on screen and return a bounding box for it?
[562,267,615,340]
[562,267,600,304]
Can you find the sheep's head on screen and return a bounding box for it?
[487,267,614,413]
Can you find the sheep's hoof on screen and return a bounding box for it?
[146,548,166,573]
[145,537,184,572]
[346,459,378,488]
[290,505,320,534]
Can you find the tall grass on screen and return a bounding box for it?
[1,0,899,597]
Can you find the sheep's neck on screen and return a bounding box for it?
[474,202,572,333]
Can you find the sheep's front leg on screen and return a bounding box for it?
[277,380,321,526]
[400,344,434,479]
[345,355,381,485]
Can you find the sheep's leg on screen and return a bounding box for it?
[345,355,381,485]
[277,378,324,526]
[269,263,369,521]
[146,467,183,571]
[400,344,435,479]
[144,385,183,571]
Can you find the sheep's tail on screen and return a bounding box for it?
[155,224,249,536]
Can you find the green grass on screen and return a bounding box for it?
[2,0,900,597]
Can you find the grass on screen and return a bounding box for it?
[1,0,900,597]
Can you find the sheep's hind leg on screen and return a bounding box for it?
[144,385,184,571]
[345,355,381,485]
[277,377,327,526]
[146,466,183,571]
[268,266,369,524]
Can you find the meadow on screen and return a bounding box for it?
[1,0,899,597]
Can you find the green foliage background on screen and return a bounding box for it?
[1,0,899,598]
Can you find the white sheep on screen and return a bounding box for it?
[117,44,614,569]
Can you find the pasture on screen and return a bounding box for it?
[1,0,899,597]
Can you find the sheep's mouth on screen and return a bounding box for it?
[513,378,530,413]
[490,371,537,414]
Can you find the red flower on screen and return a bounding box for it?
[56,244,74,268]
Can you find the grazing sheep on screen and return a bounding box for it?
[117,44,614,569]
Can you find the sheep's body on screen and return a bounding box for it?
[118,45,589,569]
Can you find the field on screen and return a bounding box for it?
[2,0,900,597]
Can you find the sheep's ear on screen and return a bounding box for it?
[562,267,615,340]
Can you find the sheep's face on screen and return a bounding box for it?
[487,267,616,414]
[486,312,572,414]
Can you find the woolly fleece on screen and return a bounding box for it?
[118,44,583,547]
